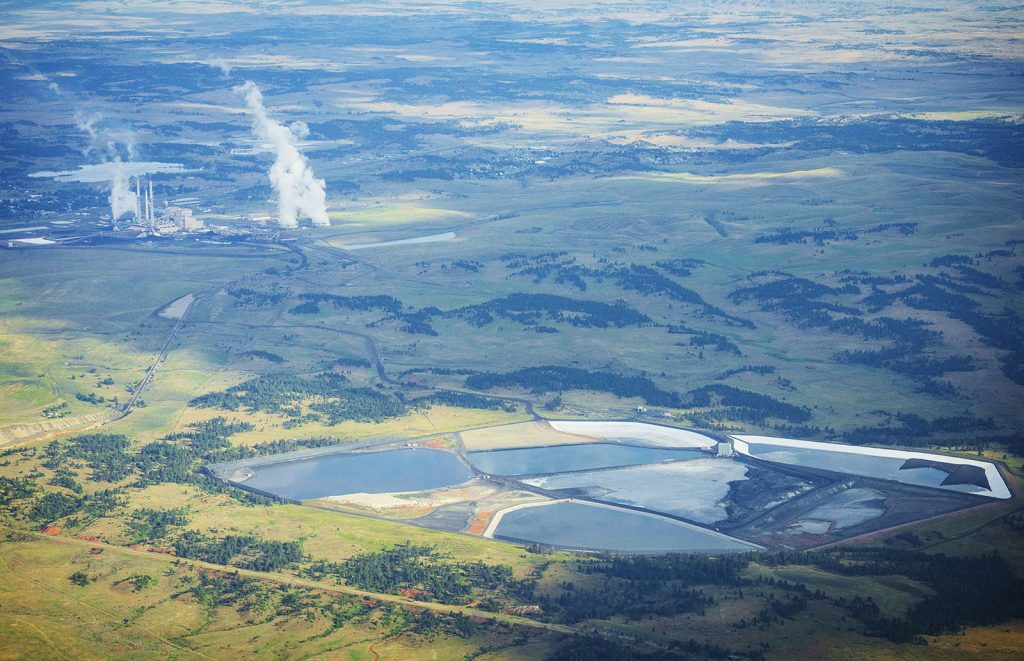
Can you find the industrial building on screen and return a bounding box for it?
[125,177,204,234]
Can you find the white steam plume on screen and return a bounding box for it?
[237,81,329,228]
[108,159,139,221]
[209,58,232,77]
[19,59,141,222]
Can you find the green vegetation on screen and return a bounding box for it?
[126,507,189,544]
[761,548,1024,643]
[0,476,35,506]
[238,349,284,363]
[173,531,305,571]
[410,390,515,411]
[451,293,651,329]
[189,372,405,423]
[466,365,682,407]
[289,292,403,315]
[686,385,811,424]
[306,542,533,607]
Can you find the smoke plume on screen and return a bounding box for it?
[19,59,141,223]
[108,158,139,221]
[209,58,233,77]
[238,81,329,228]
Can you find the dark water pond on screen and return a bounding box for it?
[467,443,702,476]
[242,448,472,500]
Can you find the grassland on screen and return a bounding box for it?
[0,534,564,660]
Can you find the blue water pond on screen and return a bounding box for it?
[242,448,472,500]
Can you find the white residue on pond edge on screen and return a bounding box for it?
[524,458,747,524]
[549,420,716,448]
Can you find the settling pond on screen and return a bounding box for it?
[241,448,472,500]
[466,443,702,476]
[487,501,761,554]
[215,426,1007,555]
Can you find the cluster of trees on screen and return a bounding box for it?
[35,424,337,505]
[239,350,284,364]
[855,265,1024,386]
[334,356,372,369]
[545,553,753,623]
[685,385,812,424]
[690,116,1024,168]
[728,272,984,392]
[552,635,759,661]
[755,222,917,246]
[173,531,305,572]
[451,293,651,329]
[676,329,742,356]
[166,417,255,455]
[836,346,973,379]
[550,546,1023,646]
[408,391,514,412]
[654,258,704,278]
[716,365,775,380]
[228,287,287,309]
[499,252,747,327]
[28,488,122,524]
[416,259,482,273]
[304,543,532,607]
[75,392,107,405]
[607,264,752,328]
[729,274,862,324]
[289,293,403,315]
[184,570,480,641]
[0,476,35,507]
[501,251,592,292]
[466,365,683,407]
[385,307,439,336]
[41,401,70,418]
[931,254,975,268]
[839,411,993,446]
[126,507,189,544]
[63,433,133,482]
[189,372,405,424]
[499,251,568,270]
[763,548,1024,643]
[593,553,751,585]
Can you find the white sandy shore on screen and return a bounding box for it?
[550,420,716,448]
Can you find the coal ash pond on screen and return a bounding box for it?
[241,448,472,500]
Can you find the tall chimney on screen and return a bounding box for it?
[148,179,155,225]
[135,177,142,222]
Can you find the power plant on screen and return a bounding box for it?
[125,176,204,235]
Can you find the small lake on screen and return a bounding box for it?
[242,448,472,500]
[466,443,703,476]
[491,501,759,554]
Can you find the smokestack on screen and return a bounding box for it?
[135,177,142,222]
[148,179,154,225]
[237,81,330,228]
